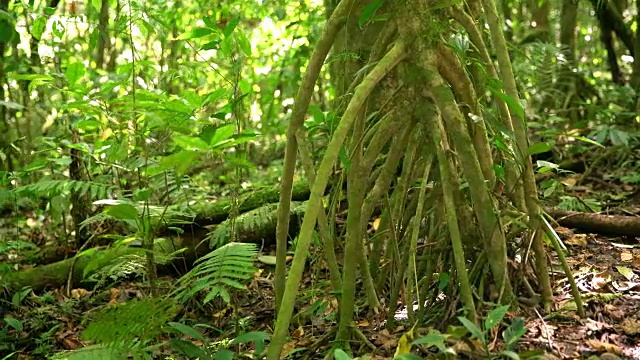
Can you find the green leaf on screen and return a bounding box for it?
[172,134,209,151]
[51,20,64,38]
[230,331,269,345]
[503,317,527,349]
[333,349,350,360]
[176,27,214,40]
[484,305,509,330]
[170,339,208,358]
[203,15,217,29]
[458,317,485,343]
[236,30,252,56]
[31,16,47,40]
[213,349,234,360]
[159,150,199,175]
[0,19,17,43]
[525,142,552,156]
[411,330,448,351]
[573,136,605,148]
[209,123,236,147]
[105,204,139,221]
[3,318,23,331]
[24,159,48,172]
[66,62,86,85]
[223,18,240,38]
[499,350,521,360]
[74,117,100,131]
[167,322,206,341]
[491,90,525,119]
[358,0,382,28]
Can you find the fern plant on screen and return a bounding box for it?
[50,298,179,360]
[171,242,258,305]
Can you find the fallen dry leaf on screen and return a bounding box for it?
[291,326,304,339]
[585,340,622,354]
[621,251,633,262]
[565,234,588,246]
[70,288,89,299]
[621,318,640,335]
[592,270,613,290]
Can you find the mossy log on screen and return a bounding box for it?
[2,182,313,293]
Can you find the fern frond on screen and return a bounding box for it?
[82,298,177,347]
[14,180,115,199]
[172,242,258,305]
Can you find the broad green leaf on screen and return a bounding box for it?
[74,117,100,131]
[176,27,214,40]
[333,349,350,360]
[172,134,209,151]
[134,188,152,201]
[105,204,139,221]
[31,16,47,40]
[526,142,552,156]
[499,350,521,360]
[202,39,221,50]
[230,331,269,344]
[209,123,236,147]
[11,74,54,82]
[438,272,450,291]
[236,30,252,56]
[213,349,234,360]
[0,20,17,43]
[199,124,218,144]
[167,322,206,341]
[503,317,527,349]
[51,20,64,38]
[203,15,217,29]
[3,318,23,331]
[170,339,207,358]
[257,255,277,265]
[573,136,605,148]
[24,159,48,172]
[485,305,509,330]
[492,90,525,119]
[412,330,448,351]
[159,150,199,175]
[358,0,382,28]
[458,317,485,343]
[223,18,240,38]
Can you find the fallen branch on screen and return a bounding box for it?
[545,208,640,237]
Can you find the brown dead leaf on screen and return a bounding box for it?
[634,253,640,267]
[585,340,622,354]
[554,226,574,239]
[592,270,613,290]
[70,288,89,299]
[565,234,588,246]
[621,318,640,335]
[562,177,578,187]
[60,337,83,350]
[291,326,304,339]
[621,251,633,262]
[604,304,624,321]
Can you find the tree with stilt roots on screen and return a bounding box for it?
[268,0,584,358]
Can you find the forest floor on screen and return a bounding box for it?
[3,180,640,359]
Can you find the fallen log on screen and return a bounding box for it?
[2,201,308,293]
[545,208,640,237]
